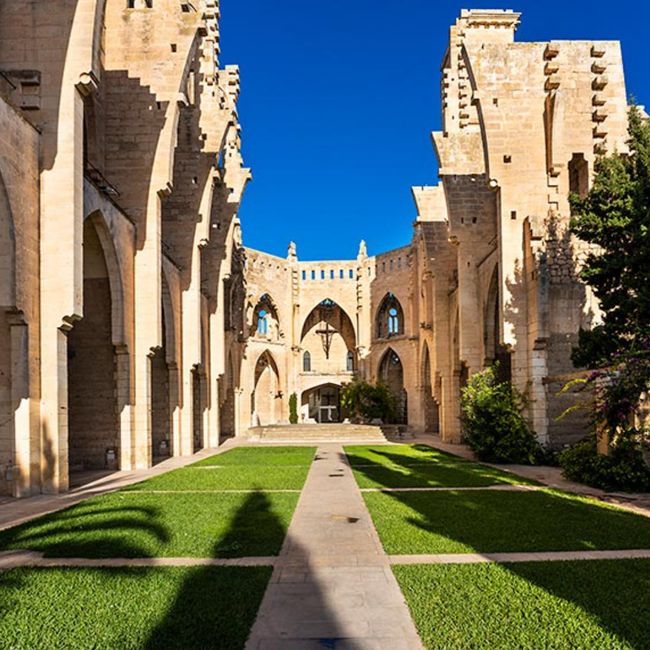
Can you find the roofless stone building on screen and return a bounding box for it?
[0,4,630,497]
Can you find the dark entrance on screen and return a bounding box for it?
[302,384,342,423]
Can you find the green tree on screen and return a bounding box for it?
[570,106,650,435]
[340,376,396,423]
[460,365,541,465]
[289,392,298,424]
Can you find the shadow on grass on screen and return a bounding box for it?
[345,446,650,648]
[0,502,169,558]
[346,446,528,488]
[145,488,348,649]
[0,490,313,649]
[144,490,283,649]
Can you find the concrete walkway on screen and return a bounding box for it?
[246,444,424,650]
[390,549,650,565]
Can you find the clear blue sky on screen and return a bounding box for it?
[221,1,648,261]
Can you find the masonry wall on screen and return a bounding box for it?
[0,97,40,496]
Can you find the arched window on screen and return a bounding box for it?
[252,294,279,340]
[303,351,312,372]
[346,351,354,372]
[376,293,404,339]
[257,309,268,335]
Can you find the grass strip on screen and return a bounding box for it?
[363,489,650,554]
[0,490,298,558]
[193,446,316,467]
[0,566,271,650]
[345,445,537,488]
[394,560,650,650]
[126,465,310,491]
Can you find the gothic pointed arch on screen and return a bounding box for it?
[252,293,281,341]
[300,298,356,358]
[68,217,121,471]
[484,264,499,365]
[252,350,281,426]
[421,342,439,433]
[0,171,15,308]
[378,347,407,424]
[376,292,404,339]
[85,210,126,346]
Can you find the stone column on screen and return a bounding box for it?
[9,315,30,497]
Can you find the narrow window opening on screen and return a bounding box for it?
[303,351,312,372]
[568,153,589,208]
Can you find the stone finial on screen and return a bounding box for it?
[357,240,367,259]
[287,241,297,260]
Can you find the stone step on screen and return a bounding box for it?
[246,424,392,443]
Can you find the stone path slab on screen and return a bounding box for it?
[0,551,276,570]
[245,444,424,650]
[359,485,543,493]
[390,549,650,565]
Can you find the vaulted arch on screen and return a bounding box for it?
[421,343,439,433]
[252,350,281,426]
[0,171,15,308]
[484,264,499,365]
[300,299,356,376]
[378,348,407,424]
[68,217,121,471]
[85,211,126,346]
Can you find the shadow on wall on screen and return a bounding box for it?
[503,214,594,445]
[347,447,650,648]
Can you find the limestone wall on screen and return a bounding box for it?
[0,98,40,496]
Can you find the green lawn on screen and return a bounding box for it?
[0,566,271,650]
[0,490,297,558]
[192,446,316,467]
[345,444,537,488]
[394,560,650,650]
[126,465,309,491]
[364,489,650,554]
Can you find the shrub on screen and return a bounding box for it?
[461,365,541,464]
[289,392,298,424]
[559,433,650,492]
[341,376,396,423]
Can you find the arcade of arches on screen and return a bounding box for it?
[0,4,632,497]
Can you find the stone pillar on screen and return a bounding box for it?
[115,345,135,469]
[9,315,30,497]
[168,362,182,456]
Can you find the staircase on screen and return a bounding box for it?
[247,423,398,444]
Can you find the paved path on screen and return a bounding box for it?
[390,549,650,565]
[246,444,424,650]
[359,485,543,493]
